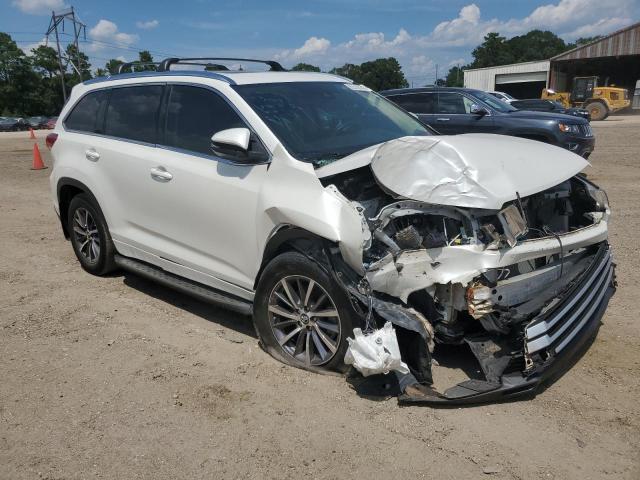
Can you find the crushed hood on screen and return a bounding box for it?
[369,135,588,210]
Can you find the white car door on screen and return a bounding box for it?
[102,83,269,297]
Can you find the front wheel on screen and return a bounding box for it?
[585,102,607,121]
[253,251,356,372]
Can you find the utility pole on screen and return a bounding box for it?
[435,64,438,86]
[45,6,86,103]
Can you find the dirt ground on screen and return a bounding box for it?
[1,118,639,480]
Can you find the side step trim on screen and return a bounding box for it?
[114,254,253,316]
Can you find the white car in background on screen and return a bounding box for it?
[488,91,516,102]
[46,57,615,405]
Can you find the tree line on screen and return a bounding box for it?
[0,29,600,116]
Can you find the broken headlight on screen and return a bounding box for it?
[584,182,609,211]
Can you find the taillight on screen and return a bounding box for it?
[45,132,58,149]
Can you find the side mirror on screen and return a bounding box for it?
[211,128,251,153]
[470,104,488,115]
[210,127,269,164]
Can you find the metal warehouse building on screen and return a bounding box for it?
[464,60,550,98]
[464,21,640,100]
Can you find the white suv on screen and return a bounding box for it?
[48,58,614,404]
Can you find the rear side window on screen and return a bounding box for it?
[104,85,163,144]
[164,85,245,155]
[64,90,107,133]
[390,93,435,114]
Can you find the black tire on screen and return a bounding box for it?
[254,251,357,373]
[585,102,607,121]
[67,193,116,275]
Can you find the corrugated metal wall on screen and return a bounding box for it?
[552,22,640,61]
[464,60,550,90]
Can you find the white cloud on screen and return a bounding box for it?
[275,0,635,78]
[89,19,139,49]
[563,17,632,38]
[136,19,159,30]
[294,36,330,57]
[12,0,65,15]
[276,36,330,62]
[430,0,635,46]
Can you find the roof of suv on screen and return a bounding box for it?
[84,70,351,87]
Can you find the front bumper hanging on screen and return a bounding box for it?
[400,243,616,405]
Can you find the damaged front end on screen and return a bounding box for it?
[319,136,616,404]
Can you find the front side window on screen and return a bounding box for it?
[164,85,245,155]
[65,90,107,133]
[104,85,163,144]
[234,82,431,167]
[436,93,468,114]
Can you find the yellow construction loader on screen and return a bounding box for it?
[542,76,630,121]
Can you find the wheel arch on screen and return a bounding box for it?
[254,225,338,290]
[56,178,103,239]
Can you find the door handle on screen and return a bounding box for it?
[436,118,451,121]
[150,166,173,182]
[85,149,100,161]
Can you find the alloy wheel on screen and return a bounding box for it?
[267,275,341,366]
[72,207,101,264]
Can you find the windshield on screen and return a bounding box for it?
[234,82,431,167]
[474,91,517,113]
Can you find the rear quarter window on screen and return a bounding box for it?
[64,90,107,133]
[104,85,163,144]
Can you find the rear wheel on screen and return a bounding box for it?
[253,251,356,372]
[585,101,607,121]
[67,194,116,275]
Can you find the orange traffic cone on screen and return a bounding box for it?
[29,127,36,139]
[31,143,47,170]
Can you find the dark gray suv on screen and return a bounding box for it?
[381,87,595,158]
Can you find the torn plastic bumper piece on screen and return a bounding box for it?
[400,243,615,405]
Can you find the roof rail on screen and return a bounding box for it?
[157,57,286,72]
[118,61,161,74]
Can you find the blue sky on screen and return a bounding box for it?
[3,0,638,83]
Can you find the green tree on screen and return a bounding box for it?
[105,58,124,74]
[507,30,569,63]
[469,30,573,68]
[0,32,42,115]
[30,45,60,78]
[445,65,464,87]
[572,35,603,47]
[65,43,91,80]
[94,67,108,77]
[291,62,321,72]
[135,50,156,71]
[331,57,408,91]
[469,32,514,68]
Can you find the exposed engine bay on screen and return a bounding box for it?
[319,151,614,404]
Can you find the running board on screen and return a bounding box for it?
[114,254,253,316]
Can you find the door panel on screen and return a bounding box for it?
[435,92,495,134]
[139,148,267,289]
